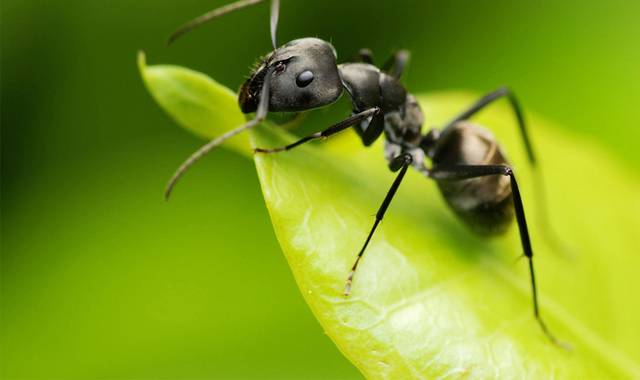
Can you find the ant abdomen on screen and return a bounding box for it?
[432,121,515,235]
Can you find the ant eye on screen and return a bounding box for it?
[274,61,286,73]
[296,70,314,87]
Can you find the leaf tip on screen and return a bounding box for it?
[137,50,147,79]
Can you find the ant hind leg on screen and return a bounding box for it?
[430,164,570,349]
[442,87,576,259]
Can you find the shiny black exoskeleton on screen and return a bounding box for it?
[163,0,565,347]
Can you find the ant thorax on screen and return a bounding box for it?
[383,94,424,148]
[339,62,425,168]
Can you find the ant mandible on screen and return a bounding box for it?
[164,0,566,347]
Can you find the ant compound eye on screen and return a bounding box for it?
[296,70,314,87]
[274,61,286,73]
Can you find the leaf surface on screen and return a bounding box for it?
[139,53,640,379]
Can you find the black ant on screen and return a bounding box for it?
[164,0,566,348]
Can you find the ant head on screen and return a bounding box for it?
[239,38,343,113]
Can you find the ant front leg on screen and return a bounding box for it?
[254,107,380,154]
[430,164,569,349]
[344,153,413,296]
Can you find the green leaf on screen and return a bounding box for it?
[139,54,640,379]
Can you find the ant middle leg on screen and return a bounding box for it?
[382,50,410,80]
[356,48,375,64]
[355,48,410,79]
[344,153,413,296]
[430,164,569,348]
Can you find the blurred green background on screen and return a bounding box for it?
[2,0,639,378]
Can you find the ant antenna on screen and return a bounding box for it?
[164,68,274,200]
[270,0,280,49]
[167,0,280,48]
[168,0,263,45]
[164,0,283,199]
